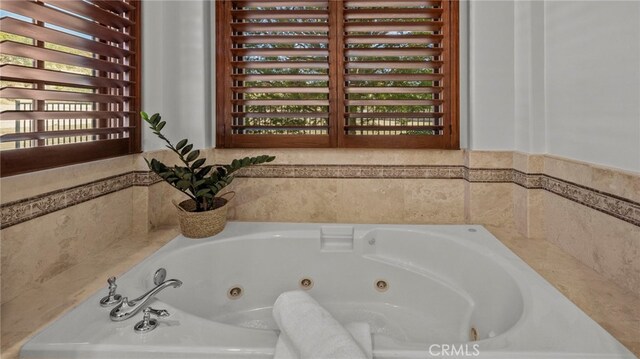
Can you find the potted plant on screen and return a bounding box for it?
[142,112,275,238]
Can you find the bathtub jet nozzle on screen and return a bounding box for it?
[109,279,182,322]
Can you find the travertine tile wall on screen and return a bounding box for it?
[228,178,467,224]
[0,156,138,305]
[0,156,136,204]
[543,192,640,296]
[1,149,638,304]
[537,156,640,296]
[1,189,135,304]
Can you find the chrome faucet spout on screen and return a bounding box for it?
[109,279,182,322]
[130,279,182,303]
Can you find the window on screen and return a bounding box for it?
[0,0,141,176]
[216,0,459,149]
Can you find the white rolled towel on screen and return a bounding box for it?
[275,322,373,359]
[272,291,369,359]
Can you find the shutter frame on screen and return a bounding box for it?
[0,0,142,176]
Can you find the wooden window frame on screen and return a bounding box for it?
[215,0,459,149]
[0,0,142,177]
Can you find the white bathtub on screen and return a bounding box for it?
[21,223,635,358]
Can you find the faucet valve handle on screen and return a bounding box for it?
[134,307,169,333]
[146,307,170,317]
[99,276,123,307]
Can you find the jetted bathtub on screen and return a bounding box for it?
[21,223,635,358]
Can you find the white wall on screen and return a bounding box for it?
[468,0,515,150]
[142,0,212,151]
[142,0,640,172]
[469,0,640,172]
[514,0,545,154]
[544,1,640,172]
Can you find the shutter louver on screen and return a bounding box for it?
[224,0,332,147]
[0,0,141,176]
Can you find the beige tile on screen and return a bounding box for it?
[132,186,151,235]
[463,181,472,223]
[512,152,544,173]
[227,178,338,223]
[542,154,639,202]
[512,152,529,173]
[543,192,640,297]
[148,182,185,229]
[1,331,30,359]
[543,154,640,202]
[513,185,545,239]
[513,184,529,236]
[495,230,640,357]
[527,155,545,173]
[0,227,178,359]
[0,155,135,204]
[466,183,516,231]
[1,189,133,304]
[590,165,640,203]
[465,150,514,168]
[527,189,544,239]
[336,179,405,223]
[402,179,465,224]
[544,155,593,188]
[212,148,465,166]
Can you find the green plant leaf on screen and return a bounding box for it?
[186,150,200,162]
[176,139,188,150]
[191,158,206,169]
[150,113,161,125]
[156,121,166,131]
[176,180,191,190]
[196,188,211,197]
[181,144,193,156]
[197,165,213,177]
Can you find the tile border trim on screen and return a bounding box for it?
[2,165,638,229]
[0,171,155,229]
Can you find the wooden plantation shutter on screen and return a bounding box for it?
[0,0,141,176]
[340,0,458,148]
[216,0,458,149]
[217,0,333,147]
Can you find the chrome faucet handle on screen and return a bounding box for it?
[146,307,170,317]
[109,278,181,321]
[134,307,170,333]
[99,276,123,307]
